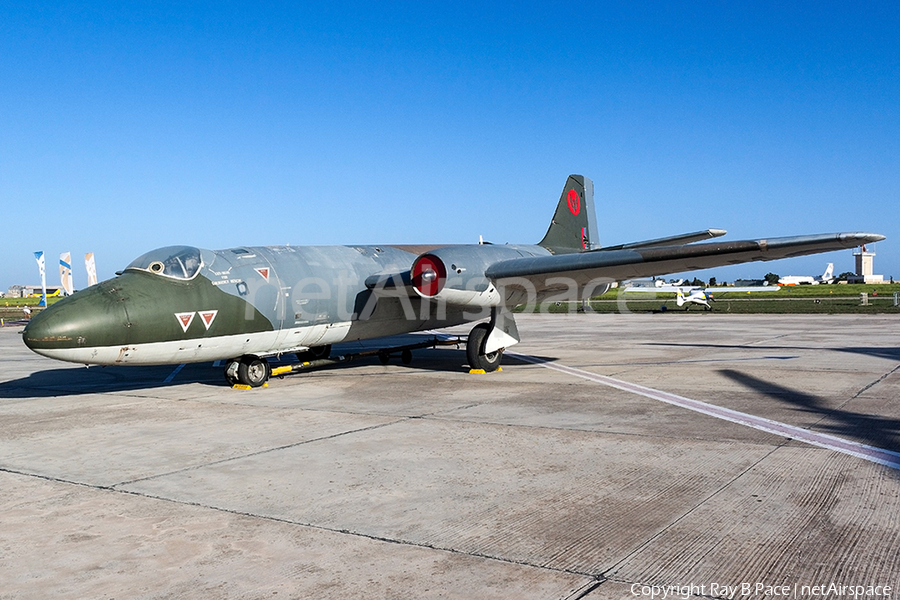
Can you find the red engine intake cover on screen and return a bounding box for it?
[412,254,447,297]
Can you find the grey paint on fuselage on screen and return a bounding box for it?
[202,242,549,344]
[205,244,437,343]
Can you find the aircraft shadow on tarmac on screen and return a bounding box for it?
[642,342,900,454]
[0,364,196,399]
[645,341,900,363]
[719,368,900,455]
[0,348,555,399]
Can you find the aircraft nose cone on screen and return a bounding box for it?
[23,283,130,362]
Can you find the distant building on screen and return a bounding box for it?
[6,285,27,298]
[5,285,62,298]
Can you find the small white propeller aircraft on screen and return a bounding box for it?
[623,284,781,311]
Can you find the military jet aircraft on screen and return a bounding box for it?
[23,175,884,387]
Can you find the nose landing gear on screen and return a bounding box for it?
[224,355,271,388]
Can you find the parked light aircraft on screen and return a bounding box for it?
[779,263,835,286]
[623,284,780,311]
[23,175,883,386]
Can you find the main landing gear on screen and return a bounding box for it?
[465,307,519,373]
[466,322,503,372]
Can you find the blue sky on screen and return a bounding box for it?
[2,2,898,291]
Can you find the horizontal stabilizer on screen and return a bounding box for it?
[600,229,727,251]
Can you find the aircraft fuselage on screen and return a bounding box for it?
[23,242,551,366]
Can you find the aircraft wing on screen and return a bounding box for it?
[705,286,780,293]
[624,285,779,294]
[622,285,699,293]
[485,232,884,292]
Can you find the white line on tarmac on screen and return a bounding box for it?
[507,351,900,471]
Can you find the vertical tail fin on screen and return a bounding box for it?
[823,263,834,280]
[538,175,599,254]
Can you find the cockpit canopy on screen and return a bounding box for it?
[126,246,202,280]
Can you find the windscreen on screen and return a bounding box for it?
[125,246,202,280]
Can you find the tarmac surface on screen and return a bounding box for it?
[1,313,899,599]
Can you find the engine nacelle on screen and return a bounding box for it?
[411,245,540,307]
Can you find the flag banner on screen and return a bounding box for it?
[34,251,47,306]
[85,252,98,286]
[60,252,73,295]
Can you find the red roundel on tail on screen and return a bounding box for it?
[412,254,447,297]
[567,189,581,215]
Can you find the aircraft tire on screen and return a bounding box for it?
[466,323,502,372]
[237,355,270,387]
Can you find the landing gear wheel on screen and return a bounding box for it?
[237,355,270,387]
[466,323,503,372]
[401,349,413,365]
[295,344,332,362]
[378,351,390,365]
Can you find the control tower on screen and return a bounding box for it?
[851,245,884,284]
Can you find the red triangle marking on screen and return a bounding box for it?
[255,267,269,282]
[199,310,218,330]
[175,312,195,332]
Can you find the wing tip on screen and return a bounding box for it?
[841,232,886,245]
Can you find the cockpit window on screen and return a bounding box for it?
[125,246,202,280]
